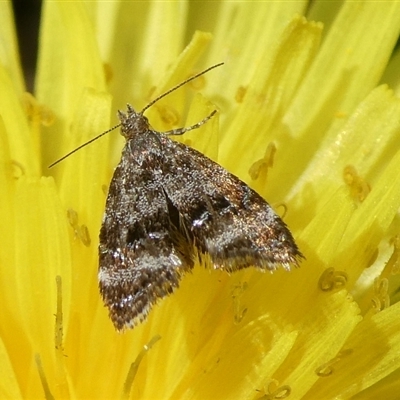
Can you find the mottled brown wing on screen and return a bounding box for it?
[98,132,194,331]
[158,134,303,272]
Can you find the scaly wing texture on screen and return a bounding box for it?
[98,132,194,330]
[158,134,303,272]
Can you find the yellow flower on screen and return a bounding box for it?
[1,0,400,398]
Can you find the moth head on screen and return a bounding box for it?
[118,104,150,139]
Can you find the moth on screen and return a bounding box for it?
[51,64,303,331]
[98,65,303,330]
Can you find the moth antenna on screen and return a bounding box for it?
[141,62,224,115]
[48,123,121,168]
[48,62,223,168]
